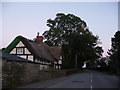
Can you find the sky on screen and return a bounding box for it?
[1,1,118,57]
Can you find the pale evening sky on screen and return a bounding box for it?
[1,2,118,57]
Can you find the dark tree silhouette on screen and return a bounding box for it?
[43,13,103,69]
[108,31,120,73]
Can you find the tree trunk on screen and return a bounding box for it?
[75,54,77,69]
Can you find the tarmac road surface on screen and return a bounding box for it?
[47,70,119,88]
[18,70,119,89]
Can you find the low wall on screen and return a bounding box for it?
[2,59,66,89]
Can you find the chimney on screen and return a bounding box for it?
[35,32,44,44]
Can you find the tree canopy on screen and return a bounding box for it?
[108,31,120,73]
[43,13,103,69]
[43,13,88,46]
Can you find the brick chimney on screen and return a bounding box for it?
[35,32,44,44]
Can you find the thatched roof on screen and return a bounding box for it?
[3,36,61,62]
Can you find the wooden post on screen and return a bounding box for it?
[57,60,59,69]
[26,55,28,60]
[33,56,35,62]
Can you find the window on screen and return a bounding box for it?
[17,48,23,54]
[28,56,33,61]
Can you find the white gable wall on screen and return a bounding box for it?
[10,41,24,54]
[16,41,25,47]
[25,48,31,54]
[10,41,34,61]
[10,48,16,54]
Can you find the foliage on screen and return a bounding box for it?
[43,13,103,69]
[108,31,120,73]
[43,13,87,46]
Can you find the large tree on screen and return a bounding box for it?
[108,31,120,73]
[43,13,88,46]
[43,13,103,69]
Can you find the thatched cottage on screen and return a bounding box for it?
[3,33,61,69]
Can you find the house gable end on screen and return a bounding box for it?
[10,41,31,55]
[9,37,34,61]
[3,36,23,53]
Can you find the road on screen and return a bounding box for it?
[18,70,119,89]
[47,70,119,88]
